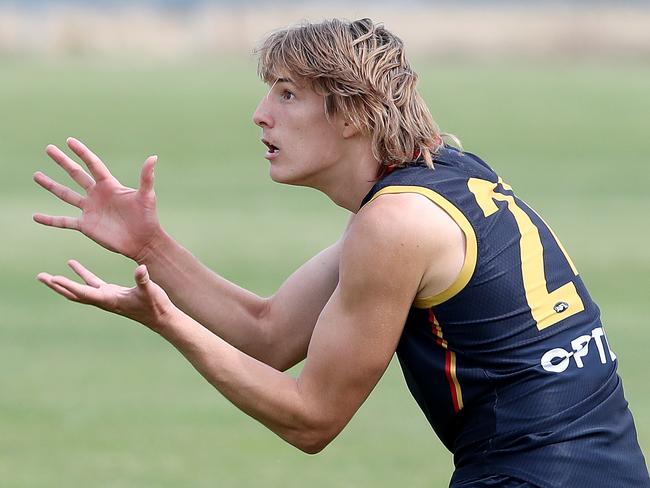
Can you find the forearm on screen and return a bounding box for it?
[139,230,344,371]
[159,308,332,454]
[138,230,271,359]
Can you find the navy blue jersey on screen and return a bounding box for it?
[360,147,649,487]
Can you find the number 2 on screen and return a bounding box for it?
[468,177,584,330]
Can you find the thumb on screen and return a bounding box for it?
[138,155,158,195]
[134,264,150,287]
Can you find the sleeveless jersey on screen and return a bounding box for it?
[359,147,649,487]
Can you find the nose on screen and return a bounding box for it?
[253,96,273,128]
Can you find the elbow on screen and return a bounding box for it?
[254,299,306,372]
[244,298,286,368]
[290,429,337,455]
[285,416,347,454]
[284,416,342,454]
[299,442,328,455]
[272,355,303,373]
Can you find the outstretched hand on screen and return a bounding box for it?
[33,137,163,261]
[37,260,177,333]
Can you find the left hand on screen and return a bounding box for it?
[37,260,178,333]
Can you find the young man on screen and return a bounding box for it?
[33,18,648,487]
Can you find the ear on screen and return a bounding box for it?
[342,121,360,139]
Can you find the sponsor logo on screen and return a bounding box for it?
[553,301,569,313]
[540,326,616,373]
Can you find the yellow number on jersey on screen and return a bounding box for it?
[468,177,584,330]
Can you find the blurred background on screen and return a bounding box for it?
[1,1,649,486]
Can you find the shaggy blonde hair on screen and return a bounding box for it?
[255,18,443,175]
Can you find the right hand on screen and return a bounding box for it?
[33,137,163,262]
[37,260,178,334]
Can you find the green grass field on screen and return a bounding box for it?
[1,58,648,486]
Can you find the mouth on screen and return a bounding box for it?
[262,139,280,157]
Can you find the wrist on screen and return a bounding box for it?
[155,307,211,352]
[150,303,185,337]
[134,228,173,265]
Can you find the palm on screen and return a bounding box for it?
[37,260,176,332]
[95,276,172,327]
[80,180,158,259]
[33,138,162,261]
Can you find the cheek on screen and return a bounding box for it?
[289,127,320,157]
[294,134,337,164]
[304,117,340,147]
[282,110,342,162]
[314,127,343,160]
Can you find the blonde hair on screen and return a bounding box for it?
[255,18,444,176]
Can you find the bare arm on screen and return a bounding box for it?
[34,138,344,369]
[37,192,459,453]
[140,231,344,370]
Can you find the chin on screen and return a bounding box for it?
[268,162,306,187]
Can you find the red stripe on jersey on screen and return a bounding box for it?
[445,350,462,413]
[430,308,462,412]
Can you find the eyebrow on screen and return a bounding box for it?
[276,77,296,86]
[266,76,300,99]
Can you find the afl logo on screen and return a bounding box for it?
[554,301,570,313]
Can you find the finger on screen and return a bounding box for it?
[37,272,79,301]
[138,155,158,196]
[51,275,104,303]
[33,171,84,208]
[66,137,113,182]
[32,213,80,230]
[45,144,94,190]
[67,259,105,287]
[134,264,150,287]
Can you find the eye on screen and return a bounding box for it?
[281,89,295,101]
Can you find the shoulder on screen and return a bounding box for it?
[349,190,464,259]
[346,192,434,259]
[340,191,465,300]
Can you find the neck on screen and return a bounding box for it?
[311,142,380,213]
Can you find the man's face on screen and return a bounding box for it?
[252,75,346,187]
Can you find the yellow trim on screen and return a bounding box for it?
[449,351,464,410]
[367,185,478,308]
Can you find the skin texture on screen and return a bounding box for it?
[253,76,380,210]
[34,80,465,452]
